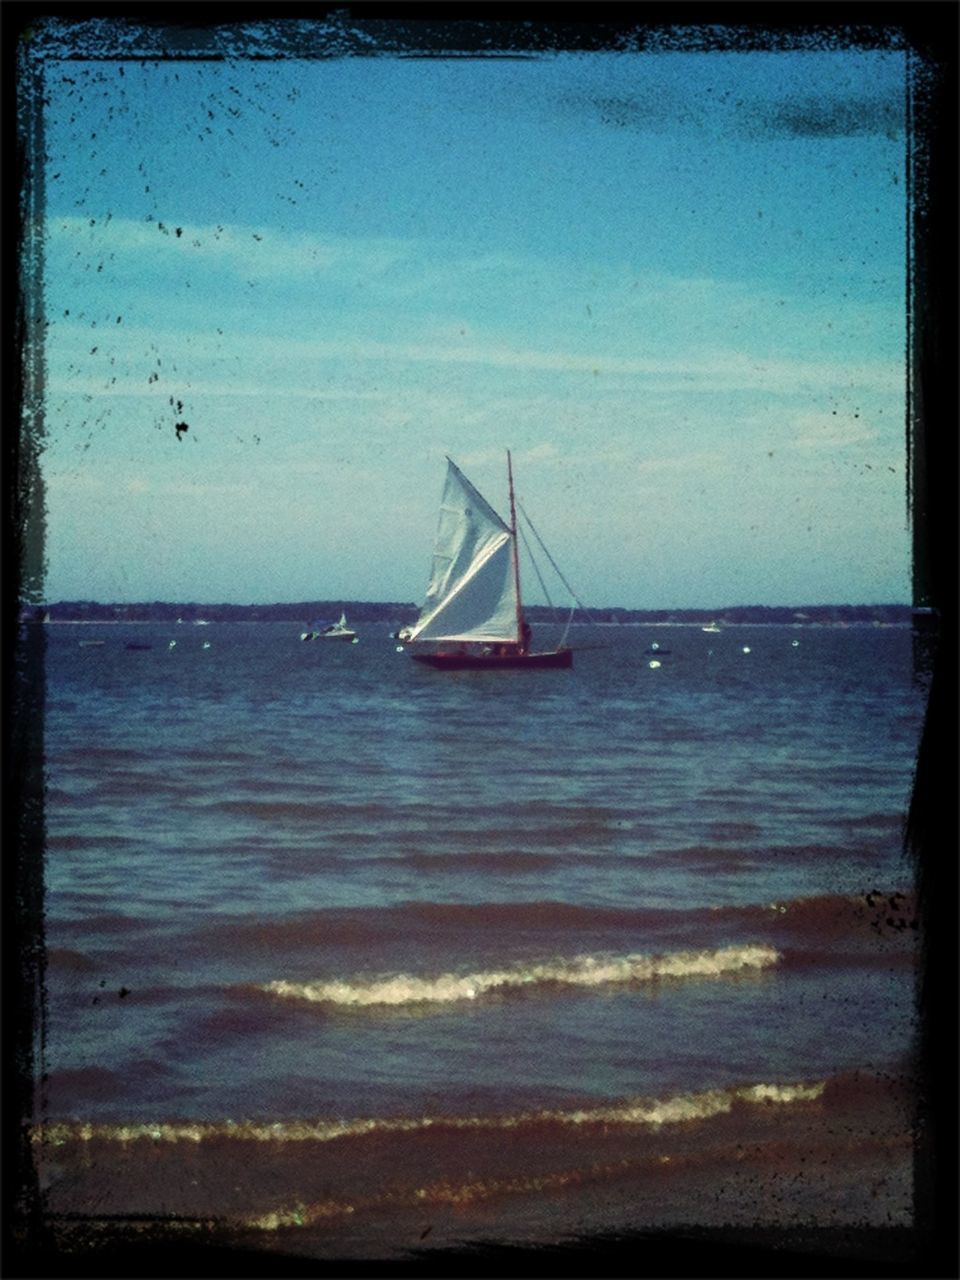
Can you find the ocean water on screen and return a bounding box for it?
[35,620,925,1252]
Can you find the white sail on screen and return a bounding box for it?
[408,458,520,644]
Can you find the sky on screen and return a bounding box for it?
[28,22,912,609]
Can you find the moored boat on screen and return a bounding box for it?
[319,613,357,641]
[301,612,357,642]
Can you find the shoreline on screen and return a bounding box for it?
[31,1069,918,1270]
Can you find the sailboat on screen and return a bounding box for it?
[404,452,574,670]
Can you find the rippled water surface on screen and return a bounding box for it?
[40,621,924,1138]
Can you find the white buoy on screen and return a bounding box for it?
[791,639,800,647]
[649,659,661,669]
[742,646,751,654]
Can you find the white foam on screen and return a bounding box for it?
[32,1077,825,1148]
[260,943,780,1009]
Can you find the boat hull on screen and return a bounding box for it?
[411,648,572,670]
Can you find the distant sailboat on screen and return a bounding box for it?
[404,452,574,670]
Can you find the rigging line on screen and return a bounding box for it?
[559,620,575,650]
[518,522,557,615]
[518,502,598,626]
[559,601,577,650]
[520,520,574,645]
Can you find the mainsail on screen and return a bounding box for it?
[407,458,520,645]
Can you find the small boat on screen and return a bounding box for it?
[320,613,357,641]
[404,452,575,670]
[301,613,357,642]
[79,639,106,648]
[701,621,722,634]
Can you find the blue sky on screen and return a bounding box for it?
[34,37,910,608]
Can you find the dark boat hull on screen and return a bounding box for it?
[411,649,572,670]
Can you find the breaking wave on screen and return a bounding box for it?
[33,1077,823,1148]
[258,943,780,1009]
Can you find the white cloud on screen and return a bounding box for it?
[44,215,414,282]
[45,320,903,400]
[790,410,878,450]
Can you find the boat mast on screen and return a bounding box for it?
[507,449,524,647]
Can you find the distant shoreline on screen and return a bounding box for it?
[23,602,917,628]
[34,617,915,630]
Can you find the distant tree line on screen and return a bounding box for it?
[27,600,418,624]
[570,603,914,626]
[26,600,914,626]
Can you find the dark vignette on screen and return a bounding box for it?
[4,2,956,1276]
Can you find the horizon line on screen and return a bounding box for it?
[28,599,916,613]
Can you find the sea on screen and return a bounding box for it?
[33,619,928,1263]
